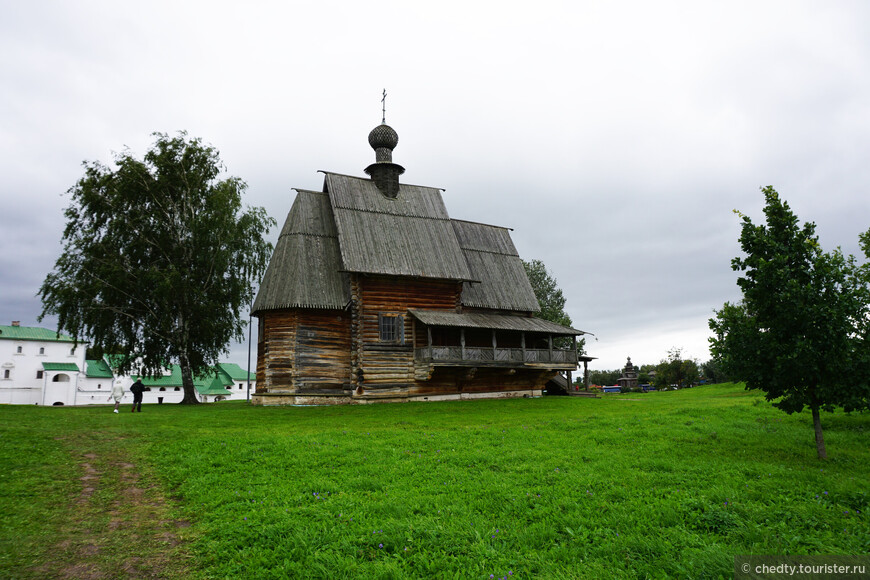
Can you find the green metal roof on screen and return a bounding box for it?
[42,362,81,372]
[135,364,234,396]
[198,376,233,396]
[217,363,255,381]
[86,359,115,379]
[0,325,76,343]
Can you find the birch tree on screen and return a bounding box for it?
[40,132,275,404]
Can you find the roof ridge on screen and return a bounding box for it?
[451,218,514,231]
[293,188,329,195]
[332,206,452,220]
[460,246,520,258]
[279,231,338,240]
[320,170,445,192]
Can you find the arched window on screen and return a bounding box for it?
[52,374,70,383]
[3,370,9,379]
[39,347,45,355]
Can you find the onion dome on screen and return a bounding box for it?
[365,123,404,198]
[368,123,399,151]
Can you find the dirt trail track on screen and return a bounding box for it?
[32,436,193,579]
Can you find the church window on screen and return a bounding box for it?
[378,314,404,344]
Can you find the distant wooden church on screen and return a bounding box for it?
[251,122,586,404]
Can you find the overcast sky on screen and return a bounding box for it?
[2,1,869,373]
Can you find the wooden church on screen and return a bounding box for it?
[251,121,586,404]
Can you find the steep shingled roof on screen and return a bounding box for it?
[451,219,541,313]
[251,190,350,314]
[324,173,473,281]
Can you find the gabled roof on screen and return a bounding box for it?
[451,219,540,313]
[0,325,76,342]
[252,190,350,314]
[86,359,114,379]
[324,173,473,281]
[197,376,233,396]
[217,363,254,381]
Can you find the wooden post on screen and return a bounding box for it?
[548,335,553,362]
[460,328,466,361]
[521,332,526,362]
[492,330,497,360]
[427,326,433,360]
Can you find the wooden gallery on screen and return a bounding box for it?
[251,122,586,404]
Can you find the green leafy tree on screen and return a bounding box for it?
[522,259,585,353]
[700,359,728,385]
[40,132,276,404]
[709,186,870,459]
[589,369,621,386]
[654,348,699,389]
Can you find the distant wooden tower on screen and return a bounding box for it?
[617,357,639,391]
[251,121,587,404]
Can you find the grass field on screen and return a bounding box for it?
[1,383,868,579]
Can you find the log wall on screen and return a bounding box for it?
[256,310,296,393]
[255,276,566,404]
[295,310,352,393]
[354,275,460,391]
[255,309,351,396]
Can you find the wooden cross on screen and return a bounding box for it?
[381,89,387,124]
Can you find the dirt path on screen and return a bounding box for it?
[32,435,194,579]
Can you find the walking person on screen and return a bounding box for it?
[107,382,124,413]
[130,378,145,412]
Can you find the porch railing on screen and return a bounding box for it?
[415,346,577,365]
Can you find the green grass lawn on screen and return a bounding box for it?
[1,383,868,579]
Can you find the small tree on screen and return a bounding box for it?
[589,369,621,386]
[654,348,699,389]
[523,259,584,353]
[40,132,276,404]
[700,359,728,385]
[709,186,870,458]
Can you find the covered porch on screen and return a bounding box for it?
[409,309,586,370]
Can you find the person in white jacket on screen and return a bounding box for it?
[107,382,124,413]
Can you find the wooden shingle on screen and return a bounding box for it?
[251,190,350,313]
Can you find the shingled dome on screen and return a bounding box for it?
[368,123,399,150]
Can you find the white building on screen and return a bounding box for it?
[0,322,256,406]
[0,322,86,405]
